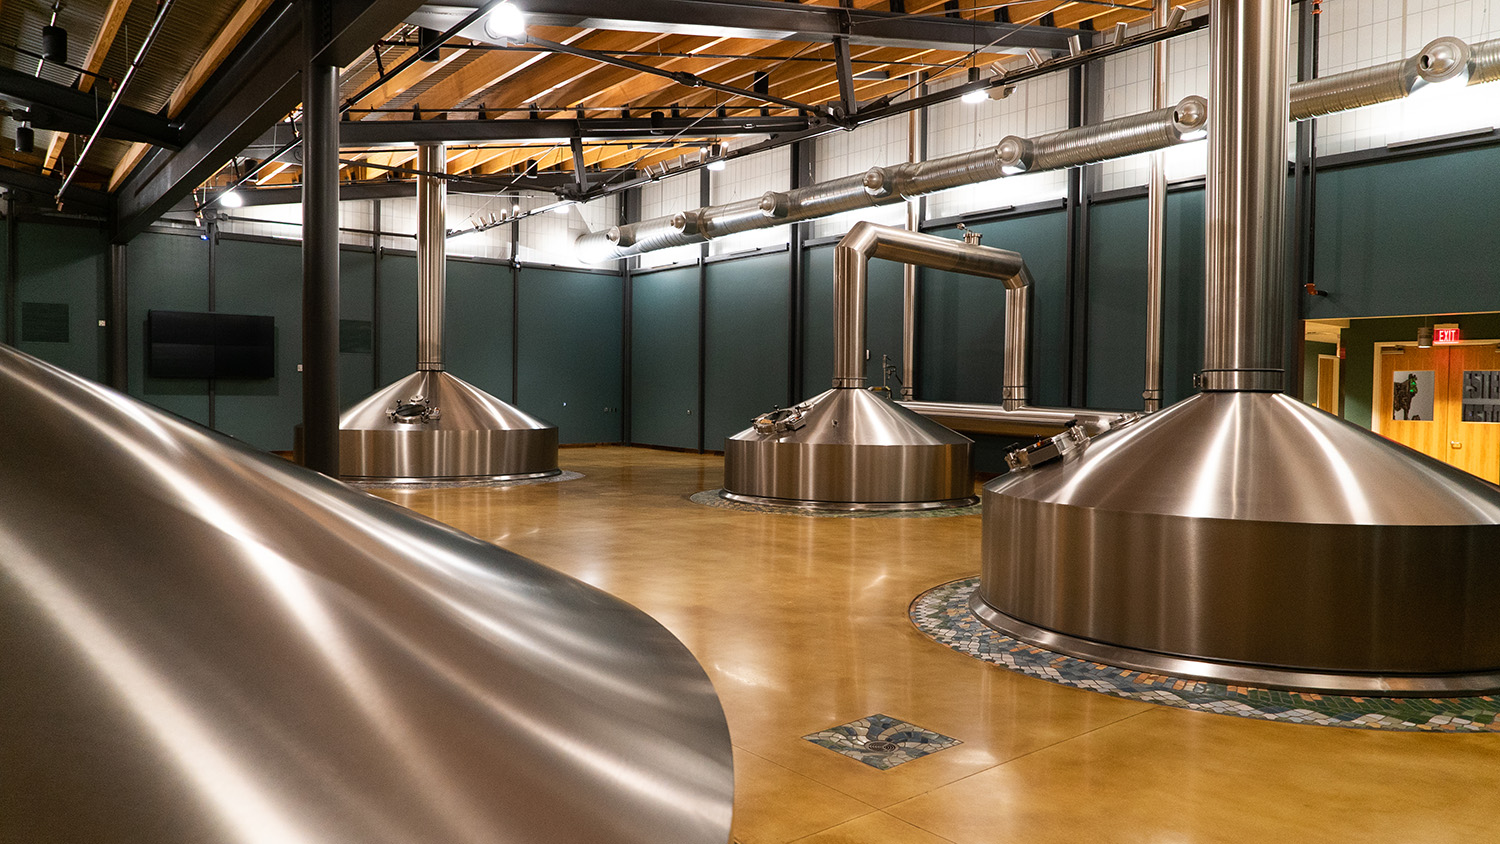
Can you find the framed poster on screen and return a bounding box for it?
[1392,370,1435,421]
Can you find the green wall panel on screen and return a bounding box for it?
[918,211,1068,408]
[126,231,210,425]
[16,222,106,380]
[377,252,418,385]
[214,239,303,451]
[704,253,790,449]
[445,259,515,402]
[1162,190,1206,405]
[630,267,700,449]
[1309,145,1500,320]
[801,244,904,394]
[339,248,377,407]
[1086,198,1148,410]
[517,267,622,444]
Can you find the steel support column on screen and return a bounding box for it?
[107,242,128,390]
[1288,0,1321,400]
[301,0,341,474]
[4,198,16,345]
[1064,56,1104,408]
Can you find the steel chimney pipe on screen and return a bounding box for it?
[833,223,1031,407]
[1200,0,1290,393]
[417,142,446,372]
[1143,0,1169,413]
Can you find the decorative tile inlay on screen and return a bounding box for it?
[689,490,979,519]
[348,470,583,490]
[803,714,962,769]
[911,578,1500,733]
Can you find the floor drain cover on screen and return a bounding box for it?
[863,740,899,753]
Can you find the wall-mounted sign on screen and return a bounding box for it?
[1392,370,1436,421]
[1434,326,1462,345]
[1462,370,1500,424]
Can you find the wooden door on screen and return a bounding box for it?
[1316,354,1339,414]
[1445,345,1500,483]
[1378,345,1449,459]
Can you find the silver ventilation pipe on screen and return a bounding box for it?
[417,142,446,372]
[1290,36,1472,118]
[1469,38,1500,85]
[578,99,1208,261]
[833,223,1032,409]
[1200,0,1290,393]
[1143,0,1169,413]
[901,107,919,401]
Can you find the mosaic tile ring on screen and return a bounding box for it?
[347,470,584,490]
[910,578,1500,733]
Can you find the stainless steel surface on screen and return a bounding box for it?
[1143,0,1168,413]
[979,392,1500,686]
[1468,38,1500,86]
[1201,0,1289,393]
[340,370,559,481]
[978,1,1500,695]
[901,108,918,401]
[900,401,1126,438]
[723,387,974,507]
[1289,36,1471,119]
[968,598,1500,697]
[417,142,446,372]
[833,223,1031,410]
[577,99,1208,261]
[0,344,734,843]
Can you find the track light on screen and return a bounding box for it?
[1417,326,1434,348]
[219,189,244,208]
[707,159,727,171]
[961,67,987,104]
[486,1,527,39]
[15,123,34,153]
[41,24,68,64]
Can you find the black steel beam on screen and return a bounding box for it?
[183,170,636,209]
[408,0,1076,54]
[0,67,180,148]
[833,37,857,116]
[335,114,811,146]
[0,164,111,212]
[114,0,425,243]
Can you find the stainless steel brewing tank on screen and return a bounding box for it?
[723,387,975,510]
[340,370,558,481]
[0,344,733,843]
[976,392,1500,694]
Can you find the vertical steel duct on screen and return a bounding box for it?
[901,107,920,401]
[1142,0,1168,413]
[1200,0,1290,394]
[417,143,446,372]
[975,0,1500,695]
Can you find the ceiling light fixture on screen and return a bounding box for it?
[219,189,244,208]
[961,67,987,104]
[486,1,527,39]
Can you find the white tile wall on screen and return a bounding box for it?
[637,170,701,269]
[708,147,792,256]
[1316,0,1500,155]
[517,193,618,268]
[811,114,912,239]
[924,69,1072,218]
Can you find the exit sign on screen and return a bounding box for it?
[1435,325,1461,345]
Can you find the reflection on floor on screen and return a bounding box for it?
[369,446,1500,844]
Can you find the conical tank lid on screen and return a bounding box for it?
[728,387,973,447]
[991,391,1500,526]
[340,370,554,433]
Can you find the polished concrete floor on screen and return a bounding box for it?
[369,446,1500,844]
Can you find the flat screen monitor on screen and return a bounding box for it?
[147,310,275,379]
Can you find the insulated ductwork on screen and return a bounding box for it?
[0,345,734,843]
[976,0,1500,695]
[578,98,1208,262]
[581,37,1500,265]
[340,143,559,481]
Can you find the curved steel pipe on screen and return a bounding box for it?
[0,345,732,842]
[834,222,1031,409]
